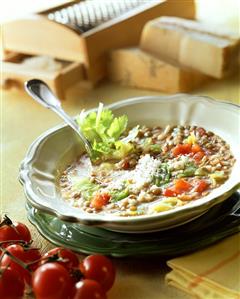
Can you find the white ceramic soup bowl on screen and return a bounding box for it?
[19,94,240,233]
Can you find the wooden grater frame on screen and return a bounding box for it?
[2,0,195,98]
[2,0,195,83]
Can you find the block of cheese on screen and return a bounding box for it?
[107,48,209,93]
[140,17,240,78]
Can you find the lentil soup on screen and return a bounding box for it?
[59,125,235,217]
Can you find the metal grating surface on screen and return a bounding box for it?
[47,0,154,33]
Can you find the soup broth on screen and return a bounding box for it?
[59,125,235,217]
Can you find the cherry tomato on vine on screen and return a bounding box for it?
[42,247,79,270]
[0,216,31,244]
[0,266,25,299]
[25,247,42,272]
[74,279,107,299]
[0,244,40,285]
[1,244,29,282]
[32,262,75,299]
[80,255,116,292]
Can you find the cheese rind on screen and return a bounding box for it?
[140,17,240,78]
[107,48,209,93]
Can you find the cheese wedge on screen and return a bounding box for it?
[140,17,240,78]
[108,48,209,93]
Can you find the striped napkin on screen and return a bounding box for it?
[166,233,240,299]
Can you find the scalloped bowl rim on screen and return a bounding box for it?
[19,94,240,226]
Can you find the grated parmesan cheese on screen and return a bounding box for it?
[106,154,161,191]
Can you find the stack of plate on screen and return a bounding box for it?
[20,95,240,257]
[26,192,240,257]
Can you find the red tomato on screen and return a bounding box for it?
[194,180,209,193]
[0,266,25,299]
[193,151,205,163]
[42,247,79,270]
[191,144,202,153]
[0,244,31,285]
[25,248,42,272]
[80,254,116,292]
[0,216,31,244]
[164,180,192,197]
[91,193,111,210]
[32,262,74,299]
[172,143,206,163]
[74,279,106,299]
[163,188,177,197]
[172,144,192,157]
[175,179,192,192]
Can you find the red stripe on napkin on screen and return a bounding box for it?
[188,250,240,289]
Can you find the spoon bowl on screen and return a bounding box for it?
[24,79,93,157]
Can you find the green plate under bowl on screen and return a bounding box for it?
[26,192,240,257]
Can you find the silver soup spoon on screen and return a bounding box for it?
[25,79,93,157]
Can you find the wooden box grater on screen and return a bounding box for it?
[2,0,195,97]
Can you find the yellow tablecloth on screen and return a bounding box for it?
[1,74,239,299]
[166,234,240,299]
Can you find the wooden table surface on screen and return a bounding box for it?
[1,73,239,299]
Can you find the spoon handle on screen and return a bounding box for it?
[25,79,93,156]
